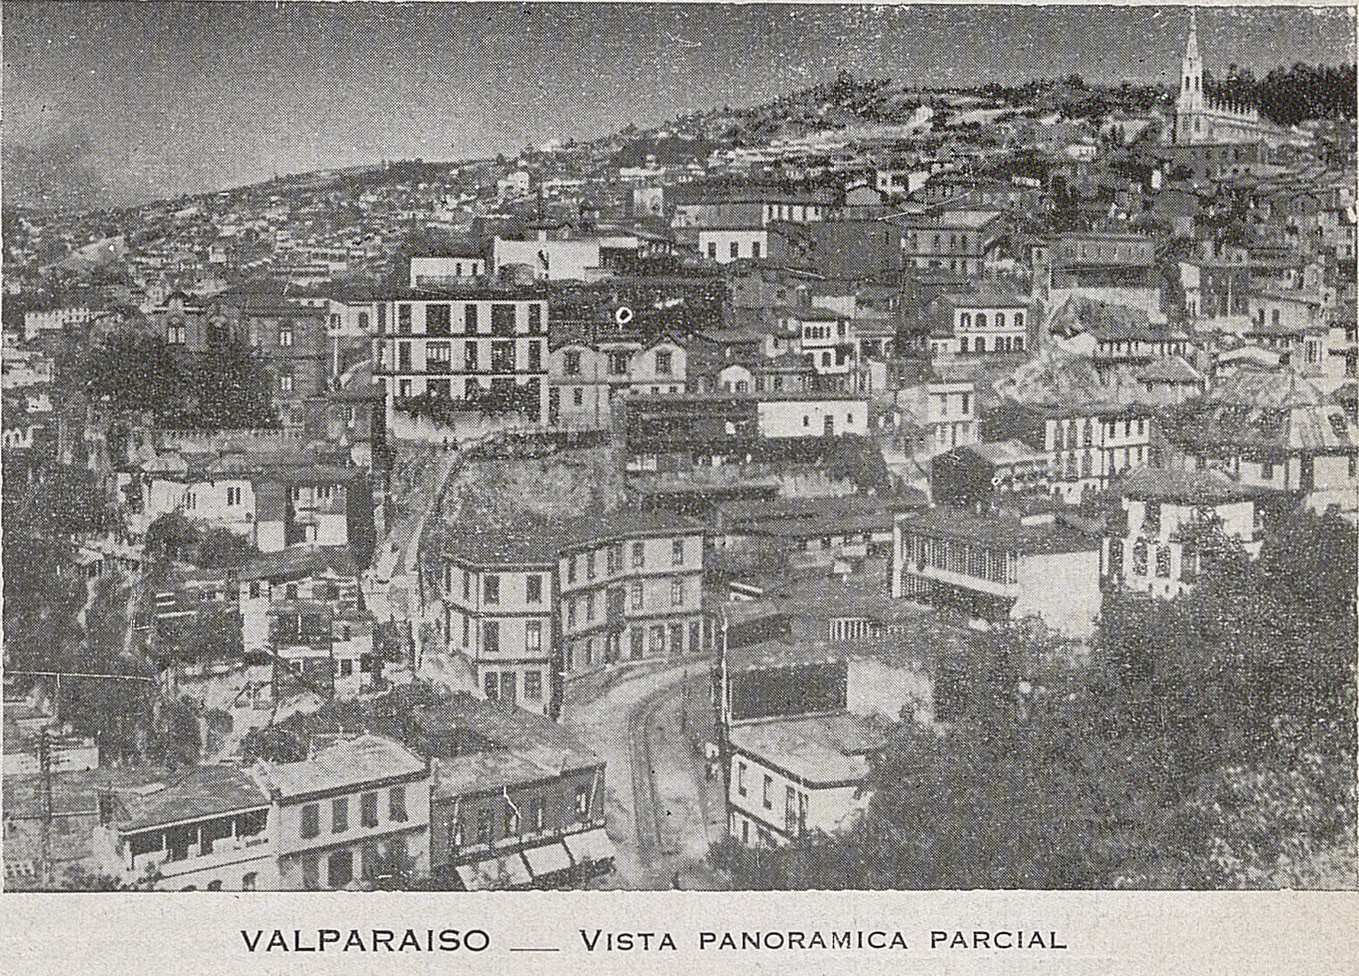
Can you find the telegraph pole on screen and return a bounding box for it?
[39,729,53,889]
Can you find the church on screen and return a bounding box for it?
[1171,9,1290,148]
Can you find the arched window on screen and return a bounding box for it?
[996,313,1006,329]
[976,313,987,328]
[974,337,986,353]
[1132,539,1148,576]
[960,312,971,328]
[1083,419,1094,446]
[1082,451,1093,478]
[1015,312,1024,329]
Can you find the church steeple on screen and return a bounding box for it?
[1179,7,1204,113]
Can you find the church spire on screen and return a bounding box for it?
[1186,7,1199,62]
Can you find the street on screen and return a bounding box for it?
[560,659,729,890]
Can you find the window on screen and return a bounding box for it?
[477,809,492,845]
[526,574,543,604]
[575,786,590,820]
[505,802,520,837]
[491,341,514,373]
[389,786,407,823]
[632,541,645,568]
[586,552,596,579]
[671,578,684,607]
[327,850,353,889]
[572,388,584,406]
[1015,311,1024,329]
[242,872,257,891]
[527,340,542,372]
[567,557,577,584]
[763,774,773,810]
[397,304,412,334]
[464,304,479,333]
[361,792,378,827]
[427,304,450,336]
[567,600,577,627]
[649,624,665,655]
[491,304,516,336]
[630,581,643,610]
[483,621,500,654]
[484,575,499,605]
[737,761,748,796]
[167,322,186,344]
[301,857,320,891]
[564,350,581,376]
[1155,545,1172,579]
[464,342,479,371]
[730,242,740,260]
[631,628,644,659]
[528,304,543,334]
[708,242,718,260]
[585,593,595,621]
[358,311,370,332]
[226,486,242,506]
[1132,539,1149,576]
[332,797,349,833]
[484,670,499,700]
[526,620,542,654]
[608,351,629,376]
[524,670,543,700]
[1261,461,1274,480]
[656,350,673,376]
[671,539,684,566]
[300,803,320,839]
[279,372,294,393]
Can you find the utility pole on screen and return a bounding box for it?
[39,728,53,889]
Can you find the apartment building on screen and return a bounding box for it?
[438,508,707,711]
[419,697,611,890]
[441,517,559,718]
[927,284,1032,356]
[894,209,1004,276]
[893,507,1103,638]
[374,290,550,435]
[1043,402,1154,502]
[557,508,706,675]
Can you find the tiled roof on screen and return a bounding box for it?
[1120,465,1259,504]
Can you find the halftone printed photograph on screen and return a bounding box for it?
[2,2,1355,905]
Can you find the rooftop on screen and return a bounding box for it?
[1120,465,1260,505]
[898,506,1100,555]
[259,733,425,799]
[112,766,269,832]
[728,712,887,786]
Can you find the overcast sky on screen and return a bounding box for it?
[4,2,1355,206]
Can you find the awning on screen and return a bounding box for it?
[457,855,532,890]
[521,841,572,878]
[563,828,615,865]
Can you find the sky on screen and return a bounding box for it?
[4,2,1355,207]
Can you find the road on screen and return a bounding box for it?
[561,660,730,890]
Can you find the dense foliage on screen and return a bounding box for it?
[79,331,275,430]
[711,509,1357,889]
[1207,64,1357,127]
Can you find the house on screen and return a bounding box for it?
[547,333,687,431]
[893,376,978,459]
[893,506,1103,638]
[1107,466,1262,600]
[925,283,1033,357]
[92,766,275,891]
[259,734,430,891]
